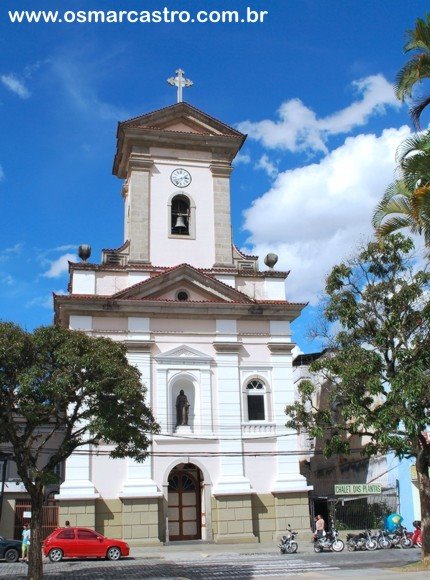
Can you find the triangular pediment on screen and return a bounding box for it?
[114,102,246,177]
[155,345,213,364]
[112,264,253,304]
[120,102,243,137]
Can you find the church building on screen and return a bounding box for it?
[54,84,312,544]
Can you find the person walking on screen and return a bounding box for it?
[21,523,30,562]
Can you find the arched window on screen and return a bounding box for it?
[246,379,265,421]
[171,195,190,236]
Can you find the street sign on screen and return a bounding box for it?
[334,483,382,495]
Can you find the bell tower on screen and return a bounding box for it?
[110,102,246,270]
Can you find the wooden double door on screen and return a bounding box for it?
[168,464,202,541]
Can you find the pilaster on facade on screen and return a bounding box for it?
[213,348,253,496]
[270,346,312,494]
[56,444,99,501]
[210,163,234,268]
[127,156,153,263]
[120,343,160,497]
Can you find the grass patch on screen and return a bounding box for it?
[398,560,430,572]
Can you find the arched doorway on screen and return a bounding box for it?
[168,463,203,541]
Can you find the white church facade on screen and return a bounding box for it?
[54,100,312,545]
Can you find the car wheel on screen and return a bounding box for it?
[4,548,19,563]
[332,540,344,552]
[48,548,64,562]
[286,541,298,554]
[106,546,121,561]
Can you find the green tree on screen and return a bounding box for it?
[0,323,158,580]
[373,132,430,248]
[373,178,430,248]
[395,13,430,128]
[285,235,430,564]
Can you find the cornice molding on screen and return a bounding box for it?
[268,342,296,353]
[213,342,242,353]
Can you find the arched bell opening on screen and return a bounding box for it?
[167,463,203,541]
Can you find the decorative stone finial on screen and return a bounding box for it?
[78,244,91,262]
[264,253,278,269]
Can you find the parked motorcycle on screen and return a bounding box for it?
[408,520,422,548]
[374,528,392,549]
[314,528,344,552]
[278,524,298,554]
[346,529,377,551]
[387,525,414,549]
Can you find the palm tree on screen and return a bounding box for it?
[396,132,430,196]
[373,179,430,249]
[395,14,430,128]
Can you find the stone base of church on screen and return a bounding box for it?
[58,491,310,545]
[211,492,310,544]
[121,497,163,546]
[211,494,258,544]
[58,497,162,545]
[59,499,96,528]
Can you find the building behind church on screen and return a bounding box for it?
[48,100,312,545]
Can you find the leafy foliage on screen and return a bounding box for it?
[0,323,159,491]
[286,235,430,459]
[286,235,430,559]
[395,13,430,128]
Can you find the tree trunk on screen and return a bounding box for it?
[417,449,430,566]
[27,485,44,580]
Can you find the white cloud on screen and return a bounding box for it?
[51,56,129,120]
[26,289,66,310]
[242,125,412,304]
[233,152,251,165]
[42,253,76,278]
[1,74,30,99]
[255,154,278,178]
[238,75,400,154]
[1,274,14,286]
[0,243,23,262]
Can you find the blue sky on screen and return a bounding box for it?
[0,0,428,352]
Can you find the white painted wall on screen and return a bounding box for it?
[72,271,96,294]
[149,160,216,268]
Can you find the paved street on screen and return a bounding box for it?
[0,544,426,579]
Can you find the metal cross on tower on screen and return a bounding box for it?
[167,69,193,103]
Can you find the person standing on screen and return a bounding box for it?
[315,514,325,539]
[21,523,30,562]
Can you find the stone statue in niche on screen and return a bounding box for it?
[176,389,190,427]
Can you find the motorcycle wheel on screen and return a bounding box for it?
[347,542,356,552]
[332,540,344,552]
[378,538,391,549]
[314,543,323,553]
[279,546,286,554]
[417,541,422,548]
[286,541,298,554]
[400,537,413,549]
[365,539,378,551]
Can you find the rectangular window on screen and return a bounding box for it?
[248,395,265,420]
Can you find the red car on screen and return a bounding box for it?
[43,527,130,562]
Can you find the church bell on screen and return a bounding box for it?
[174,215,187,229]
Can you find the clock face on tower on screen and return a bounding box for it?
[171,168,191,188]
